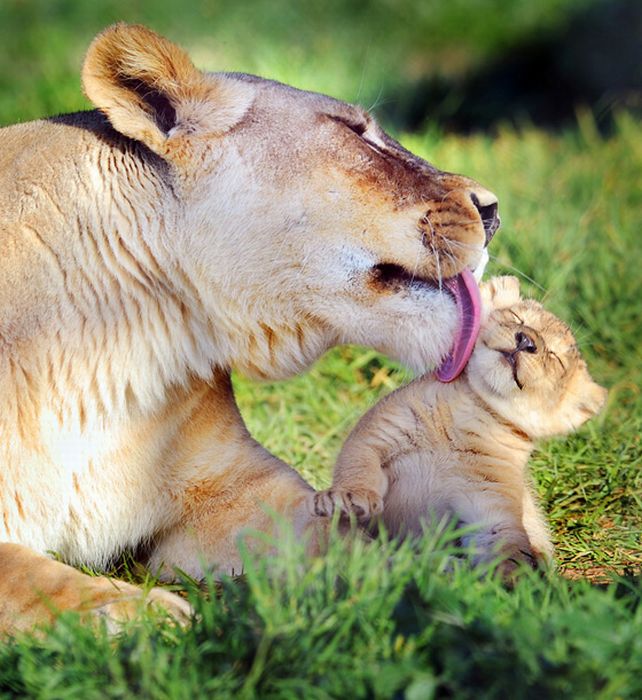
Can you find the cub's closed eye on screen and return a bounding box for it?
[548,351,566,370]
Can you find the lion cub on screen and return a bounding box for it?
[314,276,607,569]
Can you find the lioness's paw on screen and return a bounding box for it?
[87,580,193,633]
[143,586,193,624]
[312,488,383,522]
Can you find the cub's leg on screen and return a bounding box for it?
[312,397,416,522]
[314,389,426,522]
[313,440,388,523]
[382,450,544,573]
[0,543,192,636]
[521,486,554,565]
[458,479,554,572]
[452,482,543,574]
[313,441,388,522]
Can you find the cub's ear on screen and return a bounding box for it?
[559,372,608,433]
[576,376,608,424]
[480,275,521,311]
[82,23,254,161]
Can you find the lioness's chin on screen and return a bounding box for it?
[331,282,460,375]
[369,251,488,373]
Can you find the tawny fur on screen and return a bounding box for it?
[315,277,607,572]
[0,24,498,634]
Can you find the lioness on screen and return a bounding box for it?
[0,24,499,634]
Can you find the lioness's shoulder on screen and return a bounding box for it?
[0,112,99,172]
[1,110,127,156]
[0,110,168,207]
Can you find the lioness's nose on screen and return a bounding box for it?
[470,190,500,246]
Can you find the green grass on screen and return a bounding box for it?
[1,1,641,696]
[1,529,641,698]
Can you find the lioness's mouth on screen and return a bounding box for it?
[370,263,482,382]
[370,262,440,291]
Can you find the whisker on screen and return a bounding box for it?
[487,255,547,293]
[367,85,389,113]
[410,237,423,284]
[422,218,446,290]
[440,237,460,271]
[434,247,443,291]
[354,47,371,104]
[435,237,479,252]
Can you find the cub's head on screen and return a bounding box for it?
[82,24,499,378]
[467,276,607,438]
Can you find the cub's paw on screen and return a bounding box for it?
[464,528,546,581]
[312,488,383,522]
[495,546,542,582]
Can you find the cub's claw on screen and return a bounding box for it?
[313,488,383,522]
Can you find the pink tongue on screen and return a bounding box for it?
[435,268,482,382]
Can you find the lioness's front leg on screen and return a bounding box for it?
[0,544,192,636]
[149,458,323,580]
[146,373,327,580]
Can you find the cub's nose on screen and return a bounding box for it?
[470,190,500,246]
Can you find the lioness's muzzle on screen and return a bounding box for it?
[470,192,500,246]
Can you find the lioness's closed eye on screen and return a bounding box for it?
[0,23,500,634]
[315,276,607,575]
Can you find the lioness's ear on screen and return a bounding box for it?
[480,275,521,311]
[82,23,253,160]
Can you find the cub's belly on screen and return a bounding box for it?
[382,449,466,537]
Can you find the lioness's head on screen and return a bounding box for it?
[82,24,499,379]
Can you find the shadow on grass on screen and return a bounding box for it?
[381,0,641,133]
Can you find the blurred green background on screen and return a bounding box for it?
[0,0,640,578]
[0,0,639,131]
